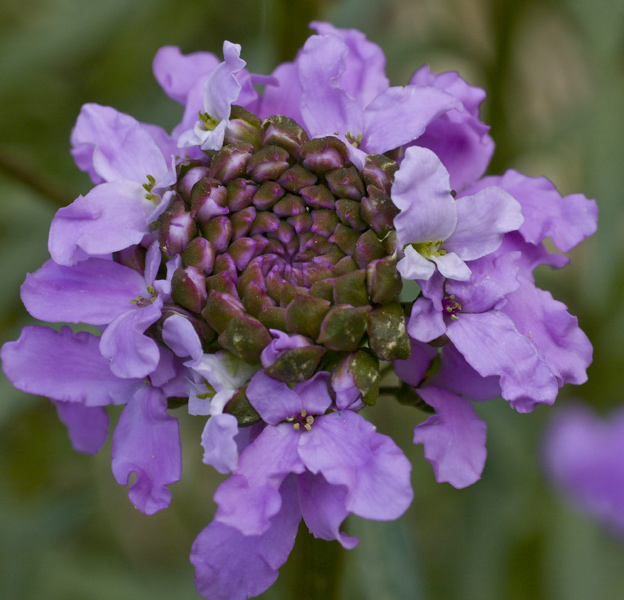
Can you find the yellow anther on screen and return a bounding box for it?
[301,409,307,417]
[293,423,300,431]
[306,415,314,425]
[304,423,312,431]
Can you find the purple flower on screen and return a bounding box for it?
[543,405,624,536]
[191,370,412,598]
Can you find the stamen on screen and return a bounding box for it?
[199,111,220,131]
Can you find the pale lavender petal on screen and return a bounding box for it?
[298,470,359,549]
[445,251,520,314]
[447,311,558,412]
[21,258,148,325]
[201,413,240,474]
[48,181,154,266]
[71,103,168,184]
[428,344,501,401]
[394,339,438,386]
[410,66,486,118]
[293,371,333,416]
[413,386,487,488]
[1,326,142,405]
[310,21,389,107]
[152,46,219,104]
[111,386,181,515]
[192,476,300,600]
[397,246,436,281]
[55,401,109,455]
[247,371,302,425]
[502,277,592,386]
[215,425,304,535]
[445,186,523,260]
[298,33,365,138]
[361,85,461,154]
[144,240,162,285]
[465,170,598,252]
[299,411,413,520]
[162,314,203,362]
[392,147,457,245]
[257,61,303,123]
[406,297,446,343]
[543,406,624,535]
[100,298,163,379]
[430,251,471,281]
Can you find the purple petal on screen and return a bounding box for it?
[502,277,592,386]
[292,372,333,416]
[1,326,142,405]
[99,298,163,379]
[428,344,501,401]
[447,311,559,412]
[445,251,520,313]
[413,386,487,488]
[430,251,471,281]
[392,147,457,246]
[298,33,365,138]
[445,186,523,260]
[298,470,359,549]
[406,296,447,342]
[111,386,181,515]
[247,371,302,425]
[465,170,598,253]
[310,21,389,107]
[257,61,304,123]
[261,330,312,368]
[192,476,301,600]
[21,258,149,325]
[394,339,438,386]
[48,180,154,266]
[362,85,461,154]
[71,103,168,184]
[152,46,219,105]
[55,401,109,455]
[162,313,203,362]
[543,406,624,535]
[214,425,304,535]
[298,411,413,521]
[201,413,240,474]
[397,246,436,281]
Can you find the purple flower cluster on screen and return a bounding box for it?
[1,22,596,600]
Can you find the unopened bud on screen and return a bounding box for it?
[317,305,371,351]
[218,313,271,364]
[208,142,254,183]
[158,198,197,255]
[261,115,309,160]
[367,302,411,360]
[246,145,291,182]
[223,385,261,426]
[361,154,398,195]
[224,105,262,149]
[326,166,365,200]
[301,136,350,174]
[284,293,331,339]
[171,266,207,313]
[366,255,402,304]
[182,237,215,275]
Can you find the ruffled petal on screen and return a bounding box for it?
[201,413,240,474]
[310,22,389,107]
[247,371,303,425]
[71,103,168,184]
[447,311,558,412]
[406,296,447,342]
[292,371,333,416]
[298,33,365,138]
[413,386,487,488]
[214,425,303,535]
[298,411,413,521]
[152,46,219,105]
[502,277,592,386]
[99,297,163,379]
[298,470,359,549]
[1,326,142,405]
[430,251,471,281]
[111,386,181,515]
[192,476,300,600]
[55,401,109,455]
[162,313,204,362]
[48,180,154,266]
[21,258,148,325]
[392,146,457,245]
[394,338,438,386]
[256,61,303,123]
[445,186,523,260]
[362,85,461,155]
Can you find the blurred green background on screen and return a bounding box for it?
[1,0,623,598]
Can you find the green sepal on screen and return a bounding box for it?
[264,345,326,383]
[223,385,262,426]
[367,302,411,360]
[285,293,331,339]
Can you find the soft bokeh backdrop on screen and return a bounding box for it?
[1,0,623,598]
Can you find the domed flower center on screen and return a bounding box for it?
[141,107,413,371]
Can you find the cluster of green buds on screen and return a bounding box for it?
[138,107,413,415]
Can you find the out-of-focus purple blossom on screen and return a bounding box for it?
[543,406,624,536]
